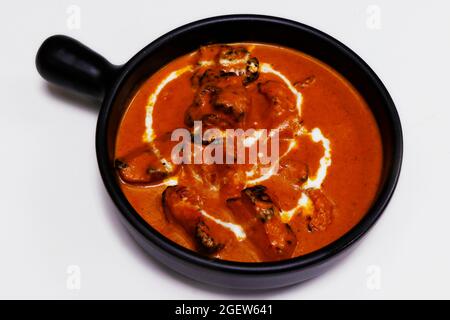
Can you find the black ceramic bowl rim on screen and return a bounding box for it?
[96,14,403,275]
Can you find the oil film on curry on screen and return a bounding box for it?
[114,43,383,263]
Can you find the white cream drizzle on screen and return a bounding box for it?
[303,128,332,189]
[197,60,214,67]
[144,65,193,143]
[280,192,313,223]
[245,138,297,184]
[143,65,193,173]
[162,176,179,187]
[200,210,246,241]
[277,128,332,222]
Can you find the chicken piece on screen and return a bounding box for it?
[201,113,235,130]
[162,185,202,230]
[258,80,294,107]
[184,84,236,130]
[212,84,249,122]
[217,46,259,85]
[218,165,247,199]
[258,80,296,117]
[226,185,297,260]
[178,164,246,200]
[185,83,249,129]
[192,45,259,87]
[305,188,334,232]
[243,57,259,85]
[185,84,219,126]
[196,45,222,62]
[186,45,260,130]
[265,158,309,209]
[115,146,168,185]
[195,221,223,253]
[219,46,249,62]
[191,67,245,88]
[162,185,224,253]
[191,68,220,88]
[278,158,309,186]
[218,46,249,72]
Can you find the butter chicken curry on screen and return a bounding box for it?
[114,43,383,262]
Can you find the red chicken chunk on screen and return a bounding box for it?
[305,188,334,232]
[226,185,297,260]
[115,146,168,185]
[212,85,249,122]
[162,185,226,253]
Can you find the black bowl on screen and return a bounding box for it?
[36,14,402,289]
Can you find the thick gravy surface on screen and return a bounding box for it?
[115,43,382,262]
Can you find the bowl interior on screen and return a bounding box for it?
[100,15,402,269]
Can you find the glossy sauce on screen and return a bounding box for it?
[115,43,383,262]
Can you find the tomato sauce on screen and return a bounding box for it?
[115,43,383,262]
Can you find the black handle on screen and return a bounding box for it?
[36,35,119,102]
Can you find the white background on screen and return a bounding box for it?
[0,0,449,299]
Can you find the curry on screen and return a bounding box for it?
[114,43,383,262]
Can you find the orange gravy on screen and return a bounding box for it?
[115,43,382,262]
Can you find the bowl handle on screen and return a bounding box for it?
[36,35,119,102]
